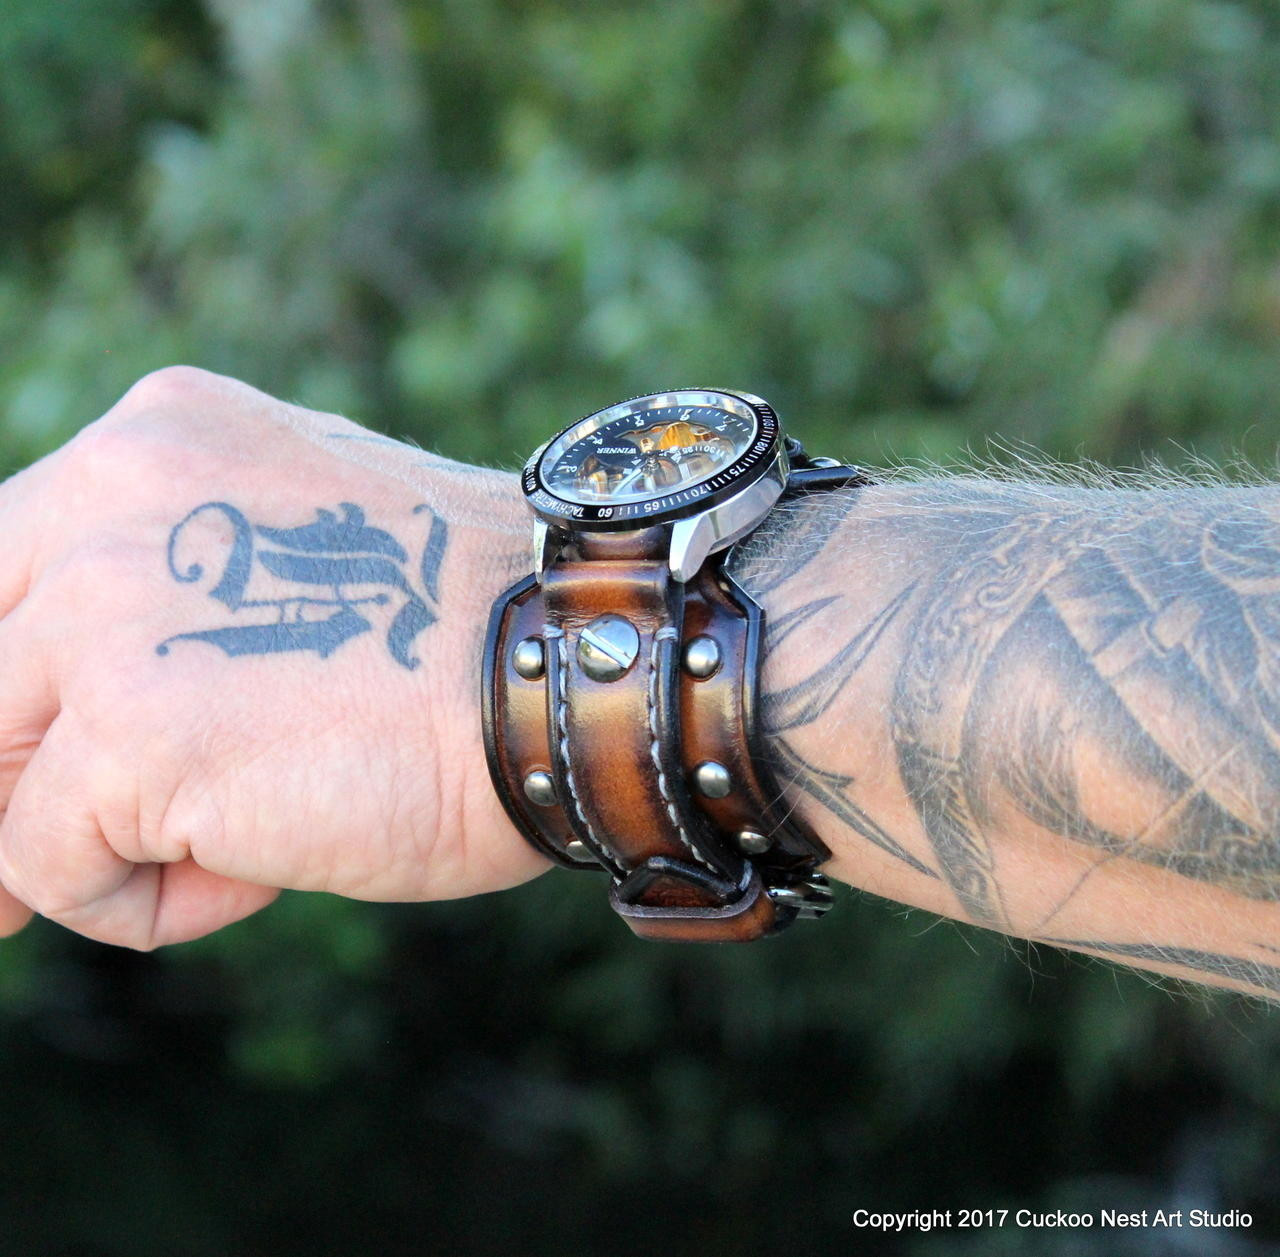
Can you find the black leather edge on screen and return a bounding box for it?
[648,624,745,882]
[613,855,746,906]
[540,611,629,878]
[481,572,593,871]
[715,563,832,871]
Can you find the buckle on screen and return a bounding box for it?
[766,873,835,920]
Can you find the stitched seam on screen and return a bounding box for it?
[547,628,621,870]
[648,626,713,870]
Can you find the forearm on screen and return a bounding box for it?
[12,366,1280,994]
[734,476,1280,1000]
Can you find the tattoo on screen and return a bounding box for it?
[735,491,864,595]
[736,478,1280,944]
[732,495,936,878]
[158,501,448,669]
[760,587,935,877]
[765,736,937,878]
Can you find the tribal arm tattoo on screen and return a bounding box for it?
[731,477,1280,1001]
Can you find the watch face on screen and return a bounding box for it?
[525,390,779,528]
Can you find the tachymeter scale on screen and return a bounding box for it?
[540,401,756,506]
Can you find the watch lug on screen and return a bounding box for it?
[668,514,717,583]
[668,447,789,582]
[533,518,567,579]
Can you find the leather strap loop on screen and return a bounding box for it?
[610,863,780,944]
[539,558,736,887]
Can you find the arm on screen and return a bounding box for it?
[734,475,1280,1000]
[1,368,1278,1003]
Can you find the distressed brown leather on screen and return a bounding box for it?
[481,450,872,941]
[540,559,736,879]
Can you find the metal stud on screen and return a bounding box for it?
[577,615,640,682]
[683,635,722,679]
[736,829,772,856]
[512,636,545,680]
[693,760,732,799]
[565,839,593,862]
[523,771,557,807]
[767,875,835,919]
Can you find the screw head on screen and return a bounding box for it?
[577,615,640,682]
[683,635,722,679]
[736,829,773,855]
[523,770,557,807]
[512,636,545,680]
[693,760,732,799]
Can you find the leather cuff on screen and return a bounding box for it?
[482,451,871,941]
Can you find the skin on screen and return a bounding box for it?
[738,478,1280,1001]
[1,367,1278,1003]
[0,367,543,948]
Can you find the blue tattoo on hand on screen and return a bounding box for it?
[157,502,448,670]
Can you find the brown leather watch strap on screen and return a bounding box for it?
[482,454,871,941]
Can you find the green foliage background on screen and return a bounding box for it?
[3,1,1280,1253]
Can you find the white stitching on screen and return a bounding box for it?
[648,626,714,870]
[546,627,621,869]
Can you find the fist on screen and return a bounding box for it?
[0,368,542,949]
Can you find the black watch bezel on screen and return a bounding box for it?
[521,389,781,532]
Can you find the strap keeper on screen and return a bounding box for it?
[613,855,748,908]
[610,863,783,943]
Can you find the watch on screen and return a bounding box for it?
[482,389,871,941]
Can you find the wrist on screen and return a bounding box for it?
[740,485,955,911]
[372,458,554,896]
[428,468,556,890]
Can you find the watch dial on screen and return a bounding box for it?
[538,392,760,506]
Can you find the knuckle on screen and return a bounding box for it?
[143,776,224,867]
[68,366,220,465]
[112,365,221,418]
[7,853,88,921]
[59,420,164,506]
[32,535,149,633]
[57,418,203,514]
[63,366,271,489]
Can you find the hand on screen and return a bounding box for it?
[0,367,546,949]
